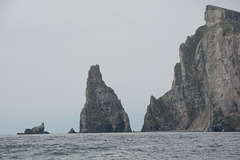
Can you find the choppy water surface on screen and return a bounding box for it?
[0,132,239,160]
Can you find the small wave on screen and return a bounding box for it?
[0,133,240,159]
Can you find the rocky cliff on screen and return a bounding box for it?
[80,65,131,133]
[142,5,240,132]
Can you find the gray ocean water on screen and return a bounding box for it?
[0,132,239,160]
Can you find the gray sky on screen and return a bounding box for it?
[1,0,240,134]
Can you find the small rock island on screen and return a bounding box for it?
[68,128,77,133]
[79,65,131,133]
[17,123,49,135]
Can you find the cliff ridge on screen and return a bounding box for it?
[142,5,240,132]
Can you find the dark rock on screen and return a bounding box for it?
[68,128,77,133]
[17,133,24,135]
[24,128,34,134]
[208,108,235,132]
[18,123,50,135]
[24,123,45,134]
[142,5,240,132]
[80,65,131,133]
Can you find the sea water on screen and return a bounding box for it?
[0,132,239,160]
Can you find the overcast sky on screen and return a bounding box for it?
[0,0,240,135]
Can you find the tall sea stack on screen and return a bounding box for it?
[142,5,240,132]
[80,65,131,133]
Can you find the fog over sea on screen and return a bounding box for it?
[0,132,239,160]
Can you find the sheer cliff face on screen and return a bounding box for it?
[142,5,240,132]
[80,65,131,133]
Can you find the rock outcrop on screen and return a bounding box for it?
[18,123,49,135]
[80,65,131,133]
[142,5,240,132]
[68,128,77,133]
